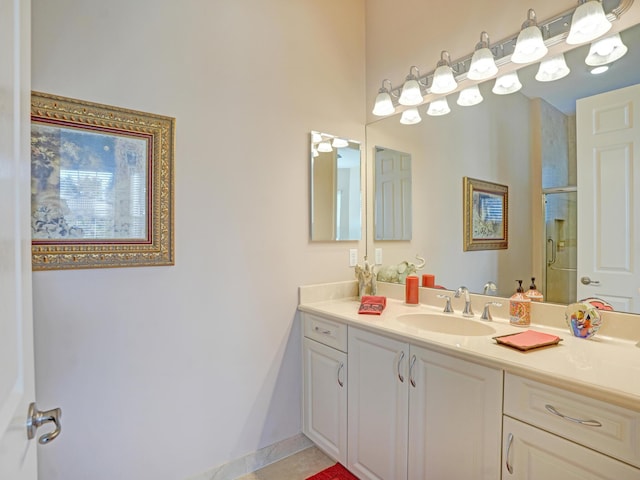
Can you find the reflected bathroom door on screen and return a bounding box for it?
[543,189,577,305]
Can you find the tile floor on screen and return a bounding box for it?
[235,446,335,480]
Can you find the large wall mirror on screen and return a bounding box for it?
[366,19,640,313]
[310,131,362,241]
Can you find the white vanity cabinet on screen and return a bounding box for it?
[302,313,348,465]
[347,326,502,480]
[502,373,640,479]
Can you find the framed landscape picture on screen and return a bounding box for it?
[463,176,508,251]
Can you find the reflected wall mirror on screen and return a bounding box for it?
[365,18,640,314]
[310,131,362,241]
[374,147,412,240]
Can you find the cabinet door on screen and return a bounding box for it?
[503,416,640,479]
[408,346,502,480]
[303,338,347,465]
[348,328,409,480]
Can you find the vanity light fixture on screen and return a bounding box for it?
[398,66,426,106]
[311,132,323,144]
[372,79,396,116]
[511,9,548,64]
[317,141,333,153]
[535,54,571,82]
[590,65,610,74]
[457,85,484,107]
[492,71,523,95]
[585,33,628,65]
[427,97,451,116]
[312,148,319,158]
[332,137,349,148]
[430,51,458,94]
[400,107,422,124]
[566,0,612,45]
[468,32,498,80]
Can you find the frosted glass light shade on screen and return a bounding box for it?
[399,78,423,106]
[372,91,395,116]
[512,25,548,63]
[535,54,571,82]
[457,85,483,107]
[400,108,422,125]
[585,33,628,65]
[492,72,522,95]
[427,98,451,116]
[431,65,457,94]
[317,141,332,152]
[468,48,498,80]
[311,132,322,143]
[332,138,349,148]
[567,0,612,45]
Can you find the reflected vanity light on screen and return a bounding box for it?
[585,33,628,65]
[566,0,612,45]
[431,51,457,94]
[457,85,483,106]
[312,148,319,158]
[492,71,523,95]
[399,66,425,106]
[590,64,610,74]
[427,97,451,116]
[317,141,333,153]
[512,9,548,64]
[372,79,396,116]
[468,32,498,80]
[400,107,422,124]
[332,137,349,148]
[311,132,322,143]
[535,54,571,82]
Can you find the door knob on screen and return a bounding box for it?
[580,276,601,286]
[27,402,62,445]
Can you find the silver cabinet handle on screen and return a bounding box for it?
[580,276,600,286]
[505,432,514,474]
[27,402,62,445]
[397,351,405,383]
[314,326,332,335]
[337,362,344,387]
[544,404,603,427]
[409,354,417,387]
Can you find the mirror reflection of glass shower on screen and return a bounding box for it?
[543,188,577,304]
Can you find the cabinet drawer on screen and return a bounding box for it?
[504,373,640,468]
[303,313,347,352]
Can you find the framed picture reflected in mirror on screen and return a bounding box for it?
[463,176,508,251]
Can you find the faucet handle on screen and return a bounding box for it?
[437,294,454,313]
[481,301,502,321]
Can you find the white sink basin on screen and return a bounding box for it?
[397,313,496,336]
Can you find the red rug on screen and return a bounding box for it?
[306,463,359,480]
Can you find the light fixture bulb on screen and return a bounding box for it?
[567,0,612,45]
[535,54,571,82]
[311,132,322,144]
[427,97,451,116]
[312,148,319,158]
[431,51,457,94]
[468,32,498,80]
[398,67,424,106]
[590,65,609,74]
[332,138,349,148]
[372,80,396,116]
[317,141,332,153]
[511,9,548,64]
[400,108,422,125]
[585,33,628,65]
[492,72,523,95]
[457,85,483,107]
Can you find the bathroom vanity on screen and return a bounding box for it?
[299,282,640,480]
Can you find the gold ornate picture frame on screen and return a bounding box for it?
[31,92,175,270]
[463,177,508,251]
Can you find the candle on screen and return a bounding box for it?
[405,276,419,304]
[421,274,435,288]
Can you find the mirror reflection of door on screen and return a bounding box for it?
[577,84,640,312]
[375,146,412,240]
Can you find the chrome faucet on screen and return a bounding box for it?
[480,301,502,321]
[437,294,454,313]
[483,281,497,295]
[455,286,474,317]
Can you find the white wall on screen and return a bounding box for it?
[31,1,365,479]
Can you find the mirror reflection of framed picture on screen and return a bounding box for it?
[31,91,175,270]
[463,177,508,251]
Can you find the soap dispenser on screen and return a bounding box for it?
[525,277,543,302]
[509,280,531,327]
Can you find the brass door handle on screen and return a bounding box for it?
[27,402,62,444]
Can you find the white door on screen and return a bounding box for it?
[576,84,640,312]
[374,147,412,240]
[0,0,38,478]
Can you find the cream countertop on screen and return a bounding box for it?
[299,281,640,412]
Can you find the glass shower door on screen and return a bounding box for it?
[543,189,577,305]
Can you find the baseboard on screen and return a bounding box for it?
[187,433,313,480]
